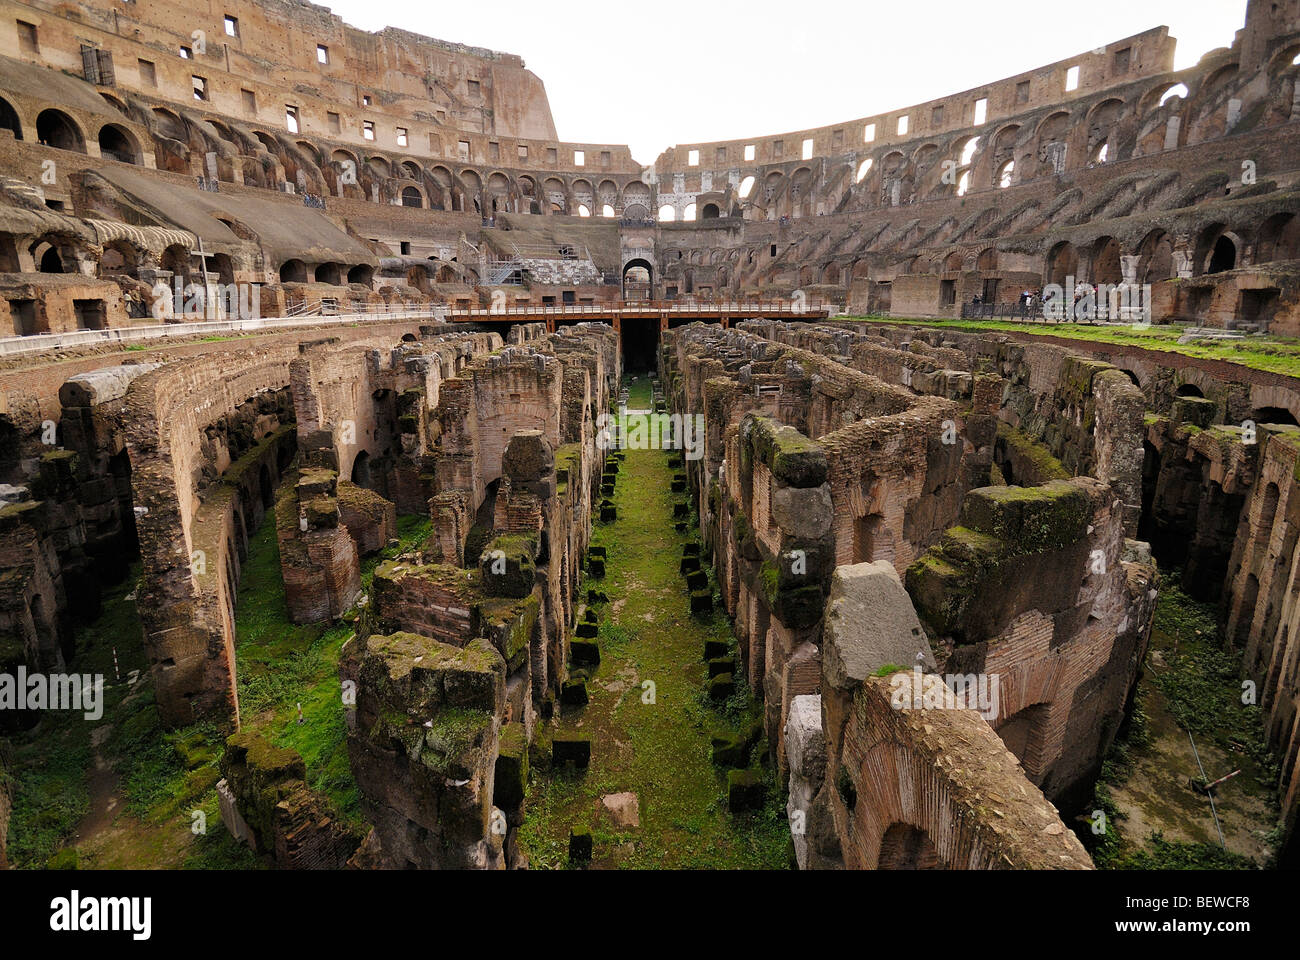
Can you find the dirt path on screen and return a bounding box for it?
[517,413,787,869]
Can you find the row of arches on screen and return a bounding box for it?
[0,96,145,165]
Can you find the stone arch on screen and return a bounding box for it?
[1196,224,1241,274]
[1035,111,1070,175]
[97,122,141,164]
[1090,235,1122,285]
[1135,228,1174,282]
[280,258,308,283]
[0,95,23,141]
[1045,241,1078,287]
[1257,212,1300,263]
[314,262,343,285]
[31,237,68,273]
[99,238,141,278]
[151,107,187,142]
[401,185,423,208]
[995,702,1050,778]
[877,823,942,870]
[36,108,85,152]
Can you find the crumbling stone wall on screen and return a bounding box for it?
[906,479,1158,810]
[343,631,508,869]
[792,562,1092,870]
[337,325,614,868]
[218,730,360,869]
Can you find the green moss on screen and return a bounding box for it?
[995,422,1070,482]
[960,480,1091,554]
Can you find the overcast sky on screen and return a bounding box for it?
[326,0,1249,165]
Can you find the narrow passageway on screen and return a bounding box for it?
[519,375,788,869]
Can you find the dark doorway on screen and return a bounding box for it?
[1207,235,1236,274]
[621,319,659,374]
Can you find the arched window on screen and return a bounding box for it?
[602,204,615,217]
[1159,83,1189,107]
[658,204,676,222]
[739,175,755,198]
[856,158,873,182]
[997,160,1014,188]
[683,203,697,221]
[36,109,84,153]
[577,204,590,217]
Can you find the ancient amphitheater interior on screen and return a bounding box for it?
[0,0,1298,908]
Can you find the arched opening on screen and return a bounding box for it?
[347,264,374,285]
[877,823,941,870]
[351,450,372,488]
[98,240,139,279]
[280,259,307,283]
[97,123,140,164]
[1251,407,1299,427]
[1091,236,1122,285]
[33,241,65,273]
[0,96,22,141]
[36,109,84,152]
[1045,241,1078,287]
[683,202,697,221]
[1175,383,1205,399]
[601,204,615,218]
[995,703,1050,779]
[658,204,676,222]
[577,203,590,217]
[701,203,720,219]
[997,159,1014,188]
[622,258,652,300]
[1136,229,1175,283]
[1257,213,1300,263]
[739,175,756,197]
[313,262,342,285]
[1157,83,1189,108]
[1207,235,1237,274]
[401,186,422,208]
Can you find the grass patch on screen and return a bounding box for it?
[849,316,1300,378]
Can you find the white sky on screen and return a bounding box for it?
[325,0,1249,166]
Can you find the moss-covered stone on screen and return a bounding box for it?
[560,679,589,707]
[568,824,592,861]
[479,534,537,598]
[747,416,828,488]
[726,768,766,813]
[570,639,600,667]
[493,723,528,811]
[711,733,748,767]
[959,480,1091,554]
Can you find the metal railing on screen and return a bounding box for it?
[0,304,445,357]
[961,301,1045,321]
[444,298,829,318]
[959,299,1137,324]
